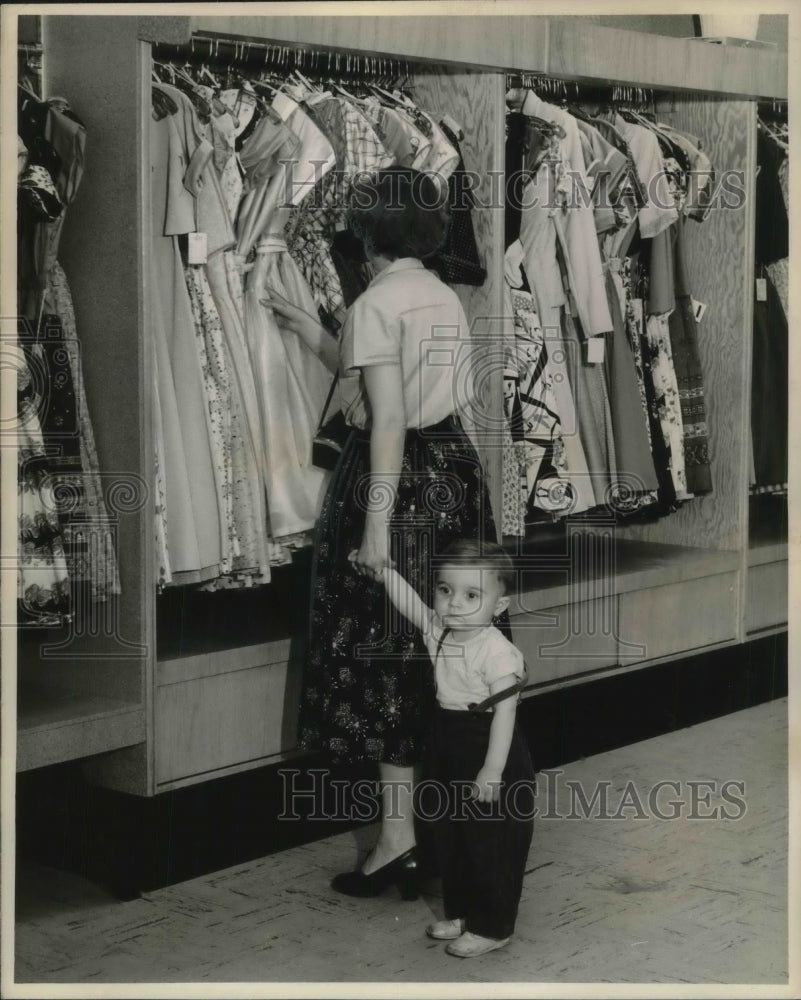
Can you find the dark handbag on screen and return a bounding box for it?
[312,374,350,471]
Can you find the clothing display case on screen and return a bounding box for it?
[16,14,788,797]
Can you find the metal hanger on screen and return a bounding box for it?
[153,60,176,86]
[367,82,409,108]
[289,68,318,94]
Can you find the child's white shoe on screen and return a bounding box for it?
[445,931,511,957]
[425,918,465,940]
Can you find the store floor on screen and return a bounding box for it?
[14,699,788,986]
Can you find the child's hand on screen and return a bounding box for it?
[473,766,503,803]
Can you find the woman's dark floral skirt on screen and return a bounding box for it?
[298,416,500,767]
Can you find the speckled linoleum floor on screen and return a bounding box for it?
[13,698,789,988]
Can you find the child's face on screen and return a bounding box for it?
[433,565,510,633]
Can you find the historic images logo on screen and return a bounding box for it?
[278,768,747,823]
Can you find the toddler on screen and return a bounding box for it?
[381,538,535,958]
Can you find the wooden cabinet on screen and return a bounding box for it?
[746,545,788,635]
[509,542,741,694]
[15,13,787,795]
[512,600,621,688]
[155,641,302,789]
[618,573,739,664]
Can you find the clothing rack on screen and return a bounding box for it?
[757,98,788,145]
[757,117,788,152]
[18,10,786,799]
[506,73,655,107]
[154,34,413,88]
[757,98,788,153]
[18,41,43,98]
[757,97,788,118]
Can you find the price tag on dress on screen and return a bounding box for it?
[586,336,605,364]
[188,232,208,265]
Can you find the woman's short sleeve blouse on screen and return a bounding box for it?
[339,258,476,430]
[343,293,402,370]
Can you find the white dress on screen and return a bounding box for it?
[237,99,335,540]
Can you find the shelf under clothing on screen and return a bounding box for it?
[16,687,145,773]
[507,539,738,615]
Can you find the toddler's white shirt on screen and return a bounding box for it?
[425,617,525,711]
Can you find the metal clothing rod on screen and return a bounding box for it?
[18,41,44,98]
[154,33,412,83]
[757,97,788,120]
[506,71,663,109]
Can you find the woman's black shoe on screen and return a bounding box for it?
[330,846,419,900]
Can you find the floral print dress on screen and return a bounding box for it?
[17,334,71,623]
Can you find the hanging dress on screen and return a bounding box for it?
[508,285,573,518]
[667,214,712,495]
[515,165,597,515]
[238,94,335,541]
[590,115,665,512]
[577,117,659,511]
[617,114,690,503]
[428,117,487,287]
[205,102,274,584]
[174,94,240,578]
[18,93,121,613]
[501,288,529,538]
[16,111,72,623]
[360,97,418,168]
[16,165,71,621]
[285,94,395,330]
[156,84,273,586]
[520,91,618,509]
[17,337,71,623]
[150,86,223,584]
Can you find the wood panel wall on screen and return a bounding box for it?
[188,14,786,99]
[546,18,786,99]
[34,19,153,682]
[618,98,756,553]
[187,14,550,79]
[41,17,155,794]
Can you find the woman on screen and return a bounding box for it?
[265,167,501,898]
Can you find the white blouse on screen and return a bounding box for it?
[339,258,478,431]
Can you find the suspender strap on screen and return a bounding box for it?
[434,626,452,664]
[468,675,527,714]
[435,627,527,714]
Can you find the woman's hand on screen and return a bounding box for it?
[348,524,393,582]
[260,288,324,340]
[259,288,340,373]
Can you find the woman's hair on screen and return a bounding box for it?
[435,538,517,596]
[347,167,450,260]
